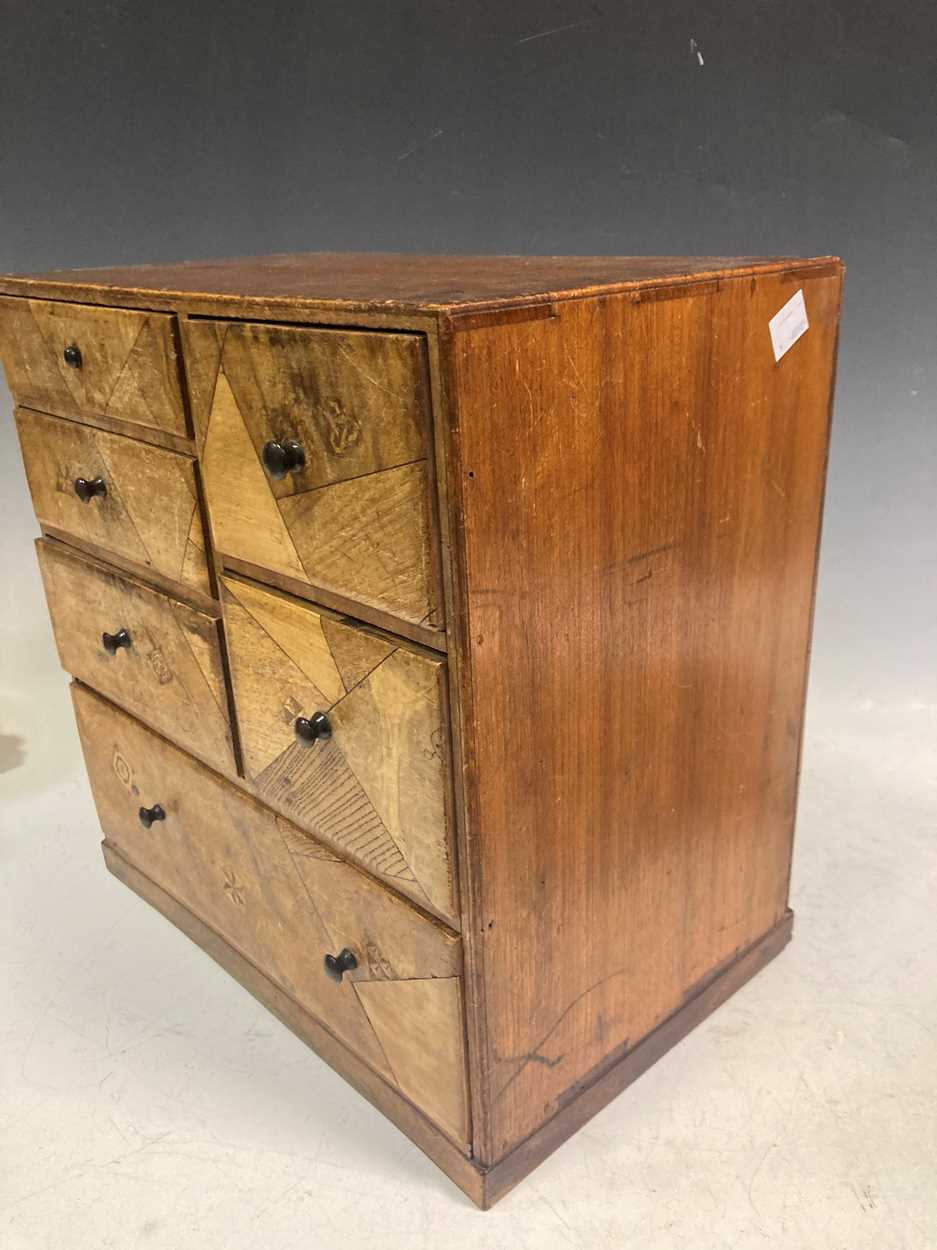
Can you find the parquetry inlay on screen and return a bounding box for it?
[221,575,457,925]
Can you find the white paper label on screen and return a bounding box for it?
[768,289,809,362]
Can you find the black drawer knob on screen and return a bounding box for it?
[74,476,107,502]
[262,439,306,480]
[63,344,82,369]
[324,948,357,983]
[138,803,166,829]
[295,712,332,744]
[102,628,132,655]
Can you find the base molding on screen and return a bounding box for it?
[103,840,792,1210]
[479,909,794,1207]
[101,842,485,1206]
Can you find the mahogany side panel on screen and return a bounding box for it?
[444,266,843,1161]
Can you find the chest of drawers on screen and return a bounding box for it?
[1,252,843,1207]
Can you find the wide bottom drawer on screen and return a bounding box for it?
[72,683,470,1150]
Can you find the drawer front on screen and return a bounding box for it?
[221,575,458,927]
[0,297,187,436]
[73,684,470,1150]
[16,409,210,595]
[38,540,235,774]
[183,319,441,630]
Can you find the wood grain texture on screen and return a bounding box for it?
[221,575,458,926]
[443,266,843,1161]
[183,317,441,629]
[0,253,837,316]
[38,539,234,773]
[74,684,469,1149]
[99,839,485,1205]
[218,555,446,653]
[183,319,429,488]
[16,408,210,595]
[0,296,187,435]
[478,910,794,1207]
[99,829,792,1209]
[38,524,219,617]
[355,977,469,1149]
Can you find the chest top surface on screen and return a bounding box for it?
[0,251,838,315]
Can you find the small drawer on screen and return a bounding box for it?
[183,318,442,631]
[73,684,470,1150]
[0,296,187,437]
[16,409,211,596]
[221,574,458,927]
[37,540,235,774]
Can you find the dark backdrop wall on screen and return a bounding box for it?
[1,0,934,711]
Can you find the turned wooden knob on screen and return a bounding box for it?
[63,344,82,369]
[324,948,357,982]
[138,803,166,828]
[295,712,331,744]
[74,476,107,502]
[262,439,305,480]
[102,628,132,655]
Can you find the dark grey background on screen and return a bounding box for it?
[1,0,934,708]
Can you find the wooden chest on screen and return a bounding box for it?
[0,253,843,1206]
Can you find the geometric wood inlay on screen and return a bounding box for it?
[356,977,470,1147]
[15,407,210,596]
[256,737,417,885]
[0,296,187,436]
[187,317,441,627]
[72,682,469,1150]
[221,575,457,926]
[38,539,235,774]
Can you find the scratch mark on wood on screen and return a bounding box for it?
[768,475,788,501]
[624,541,679,565]
[493,968,629,1101]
